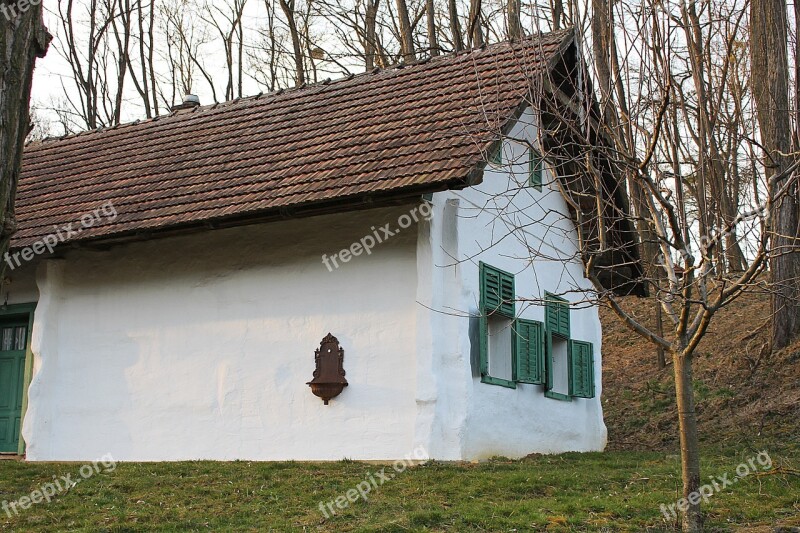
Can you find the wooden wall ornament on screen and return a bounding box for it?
[307,333,348,405]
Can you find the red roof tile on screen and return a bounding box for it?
[15,30,573,249]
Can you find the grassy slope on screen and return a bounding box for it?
[600,291,800,452]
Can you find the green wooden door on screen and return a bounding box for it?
[0,320,28,453]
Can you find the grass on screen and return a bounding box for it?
[1,446,798,532]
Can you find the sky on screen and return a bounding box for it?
[31,0,359,133]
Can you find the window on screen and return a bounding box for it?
[475,270,594,399]
[489,142,503,166]
[485,315,515,385]
[529,148,544,190]
[546,334,571,399]
[543,293,596,401]
[479,263,516,388]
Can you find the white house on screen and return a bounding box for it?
[1,29,642,461]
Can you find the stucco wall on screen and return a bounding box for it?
[420,108,607,460]
[23,206,423,461]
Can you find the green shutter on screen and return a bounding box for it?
[480,263,515,317]
[569,340,595,398]
[515,319,544,384]
[545,292,570,338]
[529,148,543,190]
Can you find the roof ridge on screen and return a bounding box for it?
[26,29,573,148]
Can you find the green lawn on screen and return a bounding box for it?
[1,447,797,532]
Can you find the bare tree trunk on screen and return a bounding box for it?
[148,0,159,115]
[255,0,280,90]
[448,0,464,52]
[110,0,132,126]
[395,0,415,61]
[656,301,666,369]
[426,0,440,56]
[0,1,50,258]
[134,0,152,118]
[751,0,800,349]
[365,0,381,68]
[280,0,306,85]
[508,0,521,40]
[468,0,483,47]
[552,0,563,30]
[591,0,617,127]
[301,5,317,83]
[673,348,702,532]
[237,6,245,97]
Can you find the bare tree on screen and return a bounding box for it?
[251,0,283,89]
[448,0,464,51]
[508,0,521,39]
[513,4,794,528]
[57,0,109,128]
[426,0,439,55]
[395,0,416,61]
[109,0,133,125]
[467,0,483,47]
[0,0,50,259]
[751,0,800,350]
[313,0,389,71]
[280,0,307,85]
[161,0,218,103]
[365,0,384,66]
[203,0,249,99]
[126,0,160,117]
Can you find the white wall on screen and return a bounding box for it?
[23,206,423,461]
[419,107,607,460]
[2,261,39,306]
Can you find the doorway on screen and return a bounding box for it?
[0,305,35,454]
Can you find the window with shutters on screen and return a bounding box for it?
[479,263,516,388]
[474,271,596,398]
[545,334,571,400]
[542,293,596,401]
[529,148,544,191]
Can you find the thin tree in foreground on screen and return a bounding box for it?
[484,23,798,530]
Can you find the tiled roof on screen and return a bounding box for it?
[15,30,573,249]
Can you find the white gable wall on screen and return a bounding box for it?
[23,207,422,461]
[417,107,607,460]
